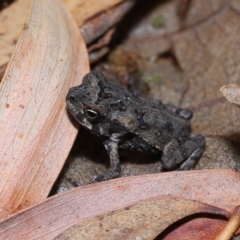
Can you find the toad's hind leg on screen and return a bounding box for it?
[161,135,205,170]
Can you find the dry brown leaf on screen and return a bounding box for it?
[125,0,229,58]
[164,0,240,180]
[0,0,89,219]
[54,198,228,240]
[172,0,240,138]
[220,84,240,107]
[0,169,238,239]
[0,0,30,66]
[80,0,135,45]
[62,0,126,26]
[0,0,127,66]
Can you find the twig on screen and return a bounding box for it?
[214,206,240,240]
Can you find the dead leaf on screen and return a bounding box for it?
[89,46,110,64]
[0,0,129,66]
[125,0,229,58]
[0,0,30,66]
[172,0,240,139]
[0,170,238,239]
[80,0,135,45]
[54,198,228,240]
[88,28,115,52]
[220,84,240,107]
[0,0,89,219]
[62,0,126,26]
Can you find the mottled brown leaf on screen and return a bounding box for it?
[54,198,228,240]
[172,0,240,139]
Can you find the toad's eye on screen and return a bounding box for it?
[86,108,101,119]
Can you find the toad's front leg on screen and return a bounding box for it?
[92,136,122,183]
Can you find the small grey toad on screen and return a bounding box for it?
[66,71,205,182]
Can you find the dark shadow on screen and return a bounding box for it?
[70,127,160,167]
[158,50,183,71]
[70,127,108,165]
[224,132,240,145]
[0,0,15,11]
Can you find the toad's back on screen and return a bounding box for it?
[78,71,191,151]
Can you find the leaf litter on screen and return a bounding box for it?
[0,0,240,239]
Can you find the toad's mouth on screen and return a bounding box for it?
[68,107,93,131]
[67,101,92,130]
[75,111,85,124]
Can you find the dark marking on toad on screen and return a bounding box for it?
[66,71,205,183]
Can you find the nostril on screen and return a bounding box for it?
[69,95,75,102]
